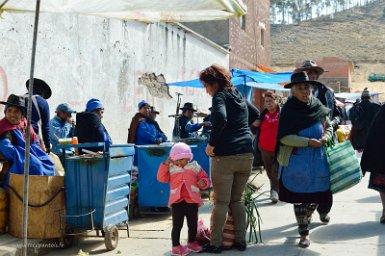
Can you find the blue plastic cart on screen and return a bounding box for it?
[135,142,210,213]
[60,143,135,251]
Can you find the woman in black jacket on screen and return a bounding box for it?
[199,64,259,253]
[361,104,385,224]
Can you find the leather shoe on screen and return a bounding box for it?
[234,241,247,251]
[205,245,222,254]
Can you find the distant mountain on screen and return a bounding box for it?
[271,0,385,66]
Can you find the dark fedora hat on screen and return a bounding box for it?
[0,94,26,109]
[284,71,319,89]
[294,59,325,76]
[150,106,160,114]
[180,102,197,112]
[25,78,52,99]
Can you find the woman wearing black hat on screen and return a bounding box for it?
[25,78,52,153]
[199,64,259,253]
[0,94,54,184]
[276,71,333,248]
[173,102,211,139]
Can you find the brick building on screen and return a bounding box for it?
[295,57,354,92]
[183,0,271,108]
[316,57,354,92]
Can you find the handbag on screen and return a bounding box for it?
[326,140,362,193]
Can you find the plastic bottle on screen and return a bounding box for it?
[72,136,79,156]
[72,136,78,144]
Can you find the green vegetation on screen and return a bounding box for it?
[271,0,377,24]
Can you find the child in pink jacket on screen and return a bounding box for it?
[157,142,210,256]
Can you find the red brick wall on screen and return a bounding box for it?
[229,0,271,108]
[295,57,353,89]
[317,58,351,79]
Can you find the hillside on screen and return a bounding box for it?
[271,0,385,66]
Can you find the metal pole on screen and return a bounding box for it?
[0,0,10,10]
[174,92,182,140]
[22,0,41,255]
[243,75,246,98]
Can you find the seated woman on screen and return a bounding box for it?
[127,100,150,143]
[135,119,168,145]
[75,98,112,153]
[0,94,54,184]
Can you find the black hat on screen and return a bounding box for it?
[180,102,197,112]
[0,94,26,109]
[150,106,160,114]
[294,60,325,76]
[284,71,320,89]
[26,78,52,99]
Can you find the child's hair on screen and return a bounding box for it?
[170,142,193,161]
[263,91,277,101]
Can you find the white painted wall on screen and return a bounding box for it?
[0,12,228,143]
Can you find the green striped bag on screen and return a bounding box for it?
[326,141,362,194]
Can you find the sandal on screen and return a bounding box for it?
[298,237,310,248]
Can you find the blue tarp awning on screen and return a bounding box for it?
[166,76,253,88]
[231,69,292,85]
[167,79,203,88]
[167,69,292,90]
[246,82,289,91]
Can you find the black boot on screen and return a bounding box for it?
[205,245,222,254]
[234,241,247,251]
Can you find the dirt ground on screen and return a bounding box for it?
[270,0,385,103]
[270,0,385,66]
[350,63,385,101]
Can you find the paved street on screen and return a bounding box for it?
[41,171,385,256]
[0,170,378,256]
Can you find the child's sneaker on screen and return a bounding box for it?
[187,241,203,252]
[172,245,191,256]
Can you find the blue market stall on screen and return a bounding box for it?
[60,143,135,250]
[134,68,291,212]
[136,142,209,211]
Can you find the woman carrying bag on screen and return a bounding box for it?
[276,71,333,248]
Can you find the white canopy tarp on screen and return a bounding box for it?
[1,0,247,22]
[335,92,381,100]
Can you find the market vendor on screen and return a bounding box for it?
[142,106,168,143]
[49,103,76,156]
[127,100,150,143]
[136,106,168,145]
[201,107,212,137]
[149,106,167,136]
[0,94,55,183]
[75,98,112,153]
[173,102,211,139]
[24,78,52,153]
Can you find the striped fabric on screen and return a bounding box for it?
[222,210,235,249]
[327,141,363,193]
[209,207,235,249]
